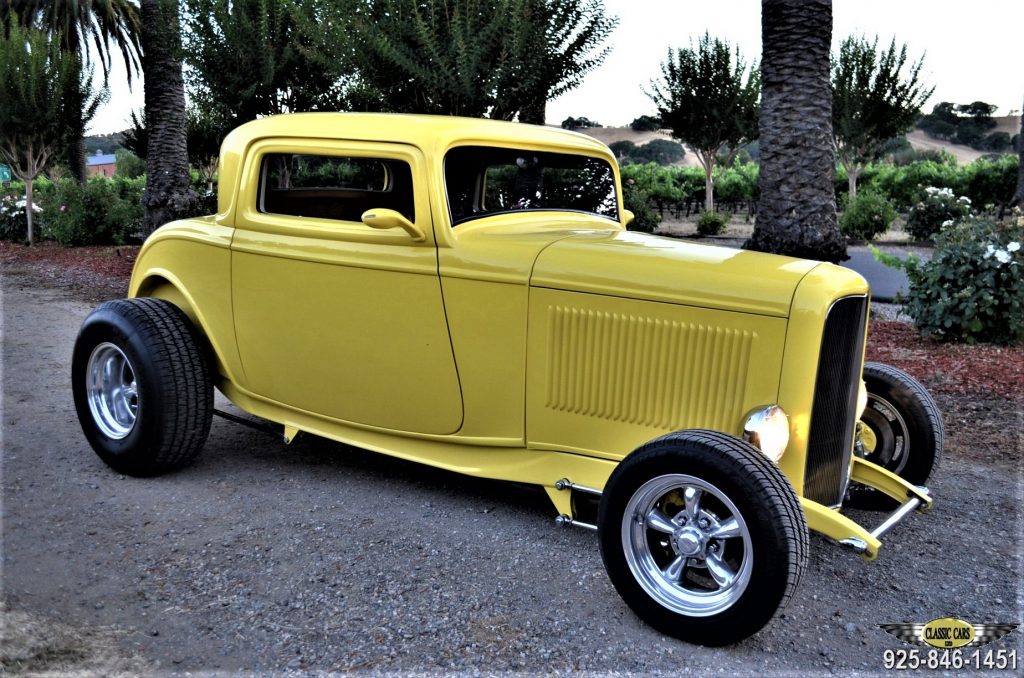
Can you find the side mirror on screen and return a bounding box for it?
[361,208,425,242]
[622,209,635,227]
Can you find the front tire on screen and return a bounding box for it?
[598,430,808,646]
[72,298,213,476]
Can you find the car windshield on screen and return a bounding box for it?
[445,146,618,226]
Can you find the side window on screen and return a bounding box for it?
[258,153,415,223]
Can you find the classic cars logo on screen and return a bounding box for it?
[879,617,1019,648]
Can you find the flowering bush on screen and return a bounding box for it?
[0,194,43,242]
[887,212,1024,345]
[839,190,896,241]
[905,186,971,240]
[41,177,144,246]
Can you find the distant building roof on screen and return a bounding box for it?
[88,152,116,166]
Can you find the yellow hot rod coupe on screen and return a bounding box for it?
[72,113,942,645]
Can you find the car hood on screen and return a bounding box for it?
[529,230,822,317]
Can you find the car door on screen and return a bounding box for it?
[230,139,463,434]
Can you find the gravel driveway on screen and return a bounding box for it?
[2,277,1022,675]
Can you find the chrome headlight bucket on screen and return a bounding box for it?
[743,405,790,462]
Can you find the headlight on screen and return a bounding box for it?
[743,405,790,462]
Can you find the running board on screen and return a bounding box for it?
[213,409,283,438]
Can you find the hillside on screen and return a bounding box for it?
[577,114,1019,167]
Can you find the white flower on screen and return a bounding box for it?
[995,250,1011,264]
[984,245,996,258]
[958,196,971,204]
[925,186,938,195]
[1008,242,1021,253]
[941,219,953,228]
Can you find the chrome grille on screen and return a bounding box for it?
[804,296,868,506]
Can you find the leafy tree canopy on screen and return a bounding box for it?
[832,35,933,196]
[343,0,616,123]
[629,114,662,131]
[648,32,759,210]
[0,21,101,243]
[561,116,601,129]
[183,0,349,135]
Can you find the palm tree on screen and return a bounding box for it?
[139,0,196,234]
[746,0,846,263]
[3,0,141,183]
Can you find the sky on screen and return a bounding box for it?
[87,0,1023,136]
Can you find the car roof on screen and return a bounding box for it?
[222,112,612,157]
[216,112,616,221]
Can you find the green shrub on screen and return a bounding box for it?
[839,190,896,241]
[42,177,144,246]
[622,179,660,233]
[961,154,1017,210]
[905,186,970,240]
[696,210,728,236]
[889,214,1024,345]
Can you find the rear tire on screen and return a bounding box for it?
[848,363,943,509]
[598,430,807,646]
[72,298,213,476]
[859,362,943,485]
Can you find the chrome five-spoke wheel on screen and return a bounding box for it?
[598,430,807,645]
[86,342,139,439]
[623,474,753,617]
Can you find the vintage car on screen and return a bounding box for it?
[72,113,942,646]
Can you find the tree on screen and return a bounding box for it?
[0,22,98,244]
[114,148,146,178]
[648,33,759,213]
[344,0,615,122]
[140,0,197,233]
[187,105,227,192]
[493,0,617,124]
[1013,97,1024,208]
[832,36,933,198]
[629,114,662,131]
[747,0,846,263]
[2,0,140,183]
[561,116,601,129]
[184,0,347,132]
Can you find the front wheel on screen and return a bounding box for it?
[598,430,808,646]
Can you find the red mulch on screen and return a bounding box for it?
[867,320,1024,401]
[0,241,138,278]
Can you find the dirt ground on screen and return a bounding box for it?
[2,251,1022,675]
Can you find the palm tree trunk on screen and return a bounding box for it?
[746,0,846,262]
[140,0,197,235]
[1013,100,1024,207]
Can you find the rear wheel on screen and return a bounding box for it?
[598,430,807,646]
[72,298,213,476]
